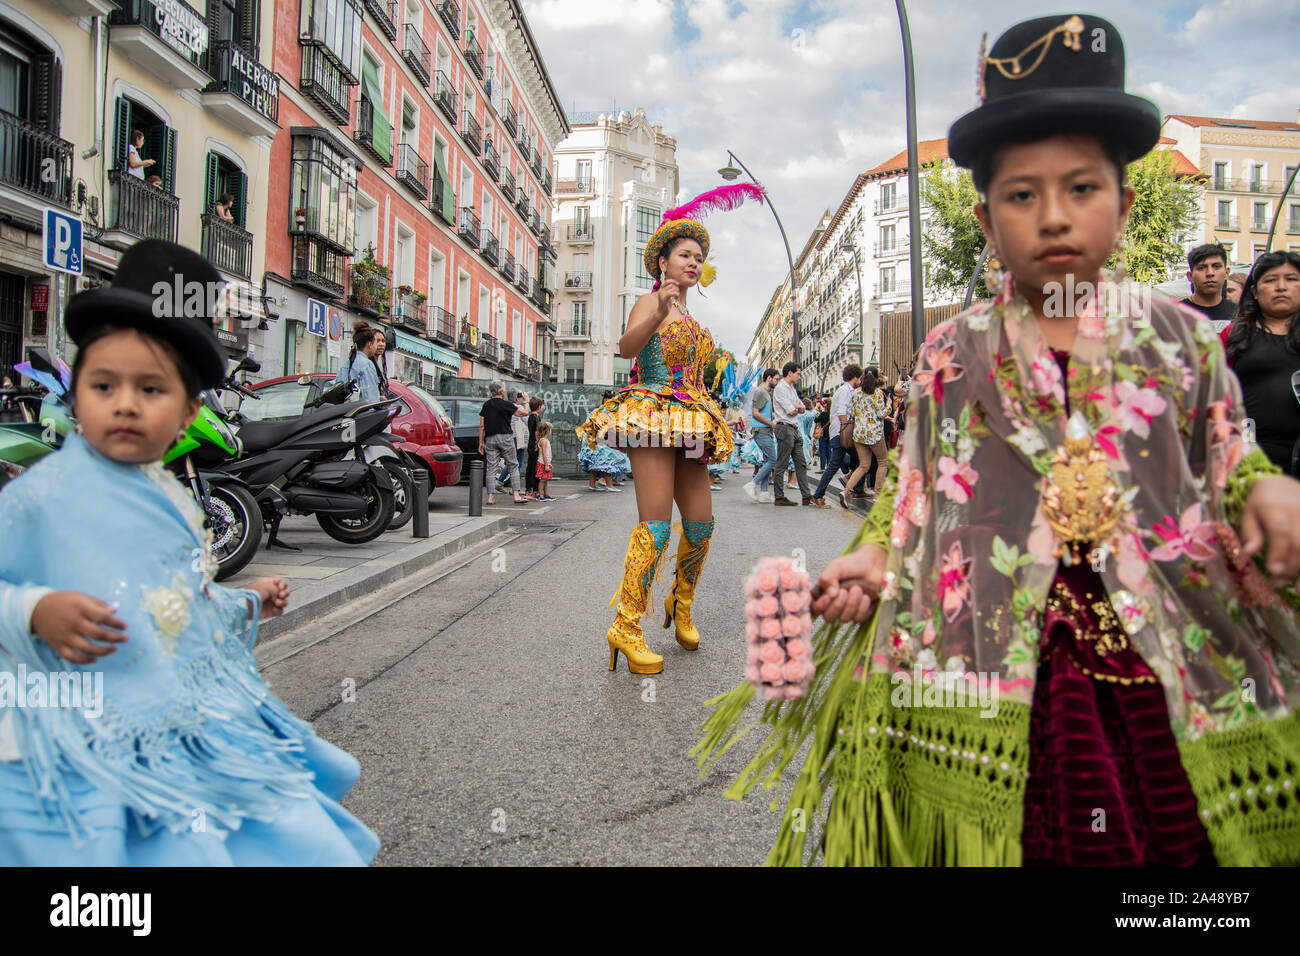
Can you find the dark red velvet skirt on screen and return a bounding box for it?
[1021,561,1216,866]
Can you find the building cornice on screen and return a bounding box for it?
[486,0,570,145]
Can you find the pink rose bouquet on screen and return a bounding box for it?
[742,556,816,700]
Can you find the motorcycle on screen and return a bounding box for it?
[209,370,399,549]
[0,349,73,490]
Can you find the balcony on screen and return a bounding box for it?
[393,289,428,332]
[540,238,556,263]
[299,41,353,126]
[46,0,115,16]
[201,213,253,281]
[437,0,461,39]
[873,240,909,258]
[1211,176,1291,195]
[0,110,72,209]
[875,279,911,300]
[1215,215,1240,231]
[1250,218,1271,233]
[528,209,541,235]
[364,0,398,41]
[480,332,499,365]
[483,140,500,179]
[515,186,529,214]
[514,263,530,295]
[457,319,479,356]
[501,343,516,371]
[460,109,481,149]
[499,250,516,280]
[430,168,454,224]
[458,206,481,247]
[354,95,391,166]
[464,33,484,81]
[480,226,499,265]
[106,169,179,244]
[292,235,347,299]
[109,0,212,90]
[201,42,280,138]
[504,101,518,137]
[526,357,541,381]
[403,24,432,87]
[556,177,592,194]
[564,272,592,293]
[564,319,589,338]
[428,306,456,346]
[542,170,553,195]
[530,151,543,179]
[430,71,457,127]
[348,273,390,318]
[567,223,592,243]
[874,197,908,216]
[501,167,515,199]
[394,142,429,199]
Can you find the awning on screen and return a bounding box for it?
[360,57,392,164]
[213,279,267,325]
[395,330,460,370]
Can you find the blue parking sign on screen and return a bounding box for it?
[44,208,82,276]
[306,298,327,337]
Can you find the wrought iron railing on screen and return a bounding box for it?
[483,140,500,179]
[480,226,499,265]
[464,33,484,80]
[0,109,72,206]
[499,250,516,279]
[504,101,518,136]
[292,235,347,298]
[393,289,428,330]
[204,41,280,124]
[567,223,592,241]
[403,24,431,86]
[201,212,253,280]
[430,168,454,223]
[434,71,457,124]
[460,108,481,147]
[111,0,207,71]
[299,41,352,126]
[354,95,390,165]
[437,0,461,39]
[480,331,499,364]
[109,168,179,242]
[395,142,429,199]
[500,343,516,370]
[429,306,456,345]
[501,167,515,199]
[458,206,481,247]
[564,272,592,291]
[364,0,398,40]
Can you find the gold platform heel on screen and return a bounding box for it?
[606,520,672,674]
[663,518,714,650]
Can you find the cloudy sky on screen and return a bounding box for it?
[521,0,1300,361]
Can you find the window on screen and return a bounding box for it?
[300,0,363,77]
[113,97,175,191]
[1253,201,1268,228]
[1289,204,1300,232]
[880,182,896,210]
[1213,161,1228,190]
[880,224,895,252]
[575,206,590,233]
[563,352,584,384]
[1249,163,1264,191]
[204,151,248,227]
[290,130,357,251]
[394,221,414,286]
[576,158,591,188]
[633,165,645,184]
[1253,243,1267,261]
[1217,200,1234,228]
[571,300,587,335]
[401,97,416,147]
[880,267,896,294]
[212,0,260,55]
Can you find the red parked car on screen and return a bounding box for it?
[242,374,463,489]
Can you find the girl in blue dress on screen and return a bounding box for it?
[0,241,379,865]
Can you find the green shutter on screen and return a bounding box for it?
[360,56,391,164]
[113,97,131,171]
[232,169,247,229]
[161,127,177,193]
[204,152,221,217]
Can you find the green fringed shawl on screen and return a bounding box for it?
[694,447,1300,866]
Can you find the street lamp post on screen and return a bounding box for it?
[895,0,926,352]
[718,150,801,364]
[840,238,870,367]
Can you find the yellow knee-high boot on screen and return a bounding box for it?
[663,517,714,650]
[607,520,673,674]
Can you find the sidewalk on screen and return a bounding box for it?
[225,510,514,640]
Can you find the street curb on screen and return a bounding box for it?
[257,515,516,641]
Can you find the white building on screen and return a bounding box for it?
[551,107,679,385]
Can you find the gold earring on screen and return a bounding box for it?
[176,429,187,443]
[984,245,1006,293]
[74,422,84,435]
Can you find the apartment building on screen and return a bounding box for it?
[1,0,278,379]
[266,0,567,385]
[1161,113,1300,266]
[550,107,678,385]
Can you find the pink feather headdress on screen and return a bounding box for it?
[662,182,766,223]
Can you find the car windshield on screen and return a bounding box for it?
[241,381,312,421]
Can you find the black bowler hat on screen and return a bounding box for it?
[65,239,227,389]
[947,13,1160,171]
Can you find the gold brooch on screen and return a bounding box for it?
[1041,412,1122,564]
[979,15,1085,101]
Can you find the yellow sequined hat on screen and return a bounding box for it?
[645,219,710,281]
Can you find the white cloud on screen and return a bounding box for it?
[524,0,1300,366]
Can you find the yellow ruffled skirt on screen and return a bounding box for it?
[576,386,735,466]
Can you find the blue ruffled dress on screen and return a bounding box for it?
[0,434,379,865]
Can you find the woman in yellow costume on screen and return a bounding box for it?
[578,185,765,674]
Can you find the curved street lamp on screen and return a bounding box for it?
[718,150,801,364]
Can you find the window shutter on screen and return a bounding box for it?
[204,152,220,217]
[113,97,131,171]
[232,169,248,229]
[239,0,260,55]
[160,127,178,193]
[31,55,61,136]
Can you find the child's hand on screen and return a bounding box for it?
[811,543,888,623]
[1240,476,1300,584]
[250,577,290,619]
[30,591,128,665]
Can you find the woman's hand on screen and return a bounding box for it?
[249,577,291,619]
[811,543,888,623]
[1240,476,1300,584]
[656,279,680,319]
[30,591,128,664]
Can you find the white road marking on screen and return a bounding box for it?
[530,506,552,514]
[565,493,580,499]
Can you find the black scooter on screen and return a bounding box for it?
[209,370,399,550]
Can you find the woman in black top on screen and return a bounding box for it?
[525,396,544,497]
[1224,250,1300,474]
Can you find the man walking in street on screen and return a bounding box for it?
[809,363,863,509]
[743,368,779,503]
[479,381,530,505]
[770,362,813,507]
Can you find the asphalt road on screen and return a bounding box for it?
[256,469,864,865]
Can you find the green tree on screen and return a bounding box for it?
[919,152,1205,296]
[919,162,989,301]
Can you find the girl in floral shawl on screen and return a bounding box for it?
[696,14,1300,866]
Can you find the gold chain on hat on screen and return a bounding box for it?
[977,15,1085,102]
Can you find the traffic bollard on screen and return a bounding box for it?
[468,459,484,516]
[409,467,429,538]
